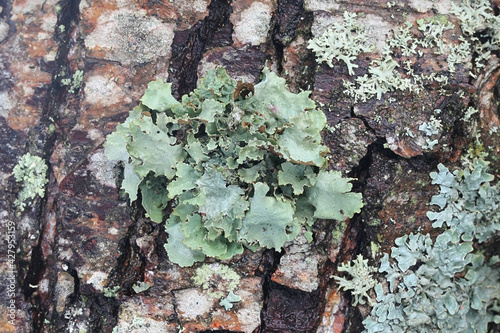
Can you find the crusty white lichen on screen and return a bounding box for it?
[192,263,242,310]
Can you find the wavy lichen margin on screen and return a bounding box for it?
[104,67,363,266]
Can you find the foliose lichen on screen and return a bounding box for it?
[104,67,364,266]
[131,281,151,294]
[361,159,500,332]
[61,70,84,94]
[363,231,500,332]
[12,152,49,211]
[427,158,500,243]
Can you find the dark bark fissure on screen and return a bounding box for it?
[261,281,322,333]
[272,0,316,92]
[168,0,233,99]
[272,0,305,74]
[0,0,16,43]
[105,211,149,295]
[18,0,87,331]
[256,249,284,333]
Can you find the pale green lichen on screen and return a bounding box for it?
[343,53,414,102]
[452,0,500,72]
[339,0,499,103]
[104,67,363,266]
[192,263,241,310]
[131,281,151,294]
[307,11,373,75]
[61,70,84,94]
[415,15,454,52]
[12,152,48,211]
[103,286,120,297]
[333,254,377,306]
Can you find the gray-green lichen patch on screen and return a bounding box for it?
[272,234,326,292]
[427,159,500,243]
[87,150,116,189]
[113,296,177,333]
[174,288,214,321]
[360,158,500,332]
[55,271,75,313]
[84,10,175,65]
[231,1,274,46]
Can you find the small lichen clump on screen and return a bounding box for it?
[104,67,364,266]
[61,69,84,94]
[334,254,377,306]
[12,152,48,211]
[192,263,241,310]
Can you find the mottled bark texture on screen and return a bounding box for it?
[1,0,499,332]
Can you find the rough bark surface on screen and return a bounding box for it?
[1,0,499,332]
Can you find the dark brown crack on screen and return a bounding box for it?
[261,281,321,333]
[168,0,233,99]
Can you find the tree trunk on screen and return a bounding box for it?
[1,0,499,332]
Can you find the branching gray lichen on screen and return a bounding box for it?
[334,254,377,306]
[452,0,500,71]
[307,11,373,75]
[338,0,498,102]
[12,152,49,211]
